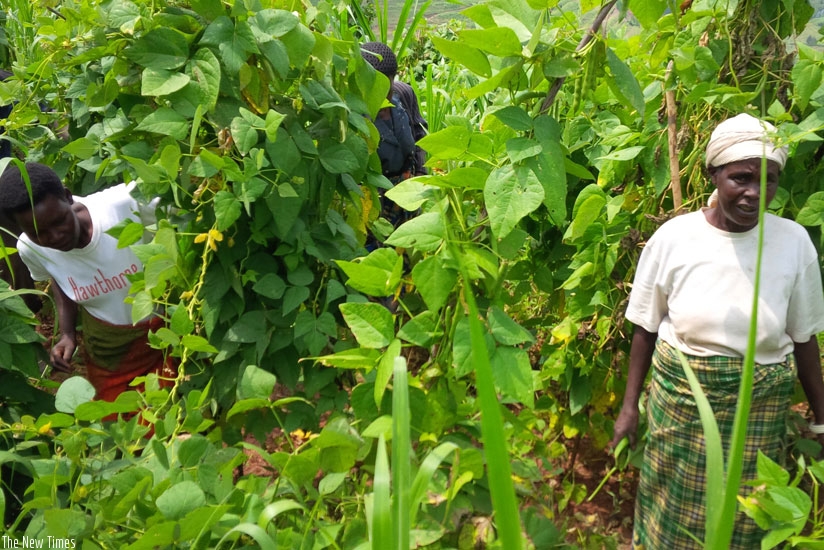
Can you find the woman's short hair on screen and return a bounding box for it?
[0,162,66,218]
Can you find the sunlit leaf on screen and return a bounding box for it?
[141,68,190,96]
[564,183,607,241]
[385,212,446,252]
[458,27,523,57]
[490,347,534,407]
[339,302,394,349]
[62,137,98,160]
[124,28,189,70]
[492,106,534,131]
[238,364,276,400]
[485,164,544,239]
[506,137,542,163]
[281,24,315,68]
[431,35,491,77]
[606,48,645,115]
[214,190,242,230]
[157,481,206,520]
[385,177,434,211]
[169,304,195,336]
[200,16,259,74]
[466,61,524,101]
[488,306,534,345]
[417,126,472,161]
[336,248,403,297]
[796,191,824,226]
[181,335,218,353]
[792,60,822,112]
[54,376,96,413]
[628,0,666,28]
[251,9,299,39]
[398,311,440,347]
[313,347,382,370]
[135,108,189,140]
[411,256,457,312]
[188,48,221,112]
[189,0,224,20]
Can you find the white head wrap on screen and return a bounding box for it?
[705,113,788,170]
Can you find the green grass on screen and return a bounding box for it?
[383,0,476,28]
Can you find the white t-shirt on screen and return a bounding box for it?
[626,210,824,364]
[19,183,151,326]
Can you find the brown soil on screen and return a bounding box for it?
[239,384,637,547]
[562,436,636,547]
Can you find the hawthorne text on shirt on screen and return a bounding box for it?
[67,265,140,301]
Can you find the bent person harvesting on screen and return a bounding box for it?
[0,162,176,402]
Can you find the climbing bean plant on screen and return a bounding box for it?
[0,0,823,547]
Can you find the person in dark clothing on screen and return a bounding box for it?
[391,79,427,177]
[361,41,427,181]
[360,42,428,243]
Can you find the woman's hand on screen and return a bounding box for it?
[612,327,657,450]
[50,333,77,372]
[612,404,640,449]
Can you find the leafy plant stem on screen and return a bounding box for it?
[447,234,523,549]
[301,495,325,550]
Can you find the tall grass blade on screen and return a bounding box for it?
[372,433,392,550]
[375,0,389,44]
[676,350,726,545]
[450,243,523,549]
[409,441,459,525]
[713,155,770,548]
[349,2,375,41]
[396,2,431,62]
[390,0,431,61]
[392,357,411,550]
[423,63,452,135]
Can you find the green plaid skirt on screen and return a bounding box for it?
[633,339,796,550]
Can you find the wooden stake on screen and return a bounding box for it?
[665,60,682,211]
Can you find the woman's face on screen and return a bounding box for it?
[709,157,780,232]
[14,191,83,251]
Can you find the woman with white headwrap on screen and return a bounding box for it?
[612,113,824,549]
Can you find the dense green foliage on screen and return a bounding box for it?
[0,0,823,547]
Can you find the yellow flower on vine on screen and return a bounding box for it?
[194,229,224,251]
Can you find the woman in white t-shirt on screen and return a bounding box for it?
[0,162,176,403]
[612,114,824,549]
